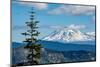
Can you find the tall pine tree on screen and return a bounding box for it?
[21,8,41,65]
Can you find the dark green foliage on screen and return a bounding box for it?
[21,8,41,65]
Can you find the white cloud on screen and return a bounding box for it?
[48,5,95,15]
[13,24,86,31]
[41,24,85,30]
[13,25,26,30]
[68,24,86,29]
[13,1,48,10]
[39,25,62,29]
[31,3,48,10]
[49,25,62,29]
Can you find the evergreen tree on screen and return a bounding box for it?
[21,8,41,65]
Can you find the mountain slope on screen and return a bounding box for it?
[12,44,96,65]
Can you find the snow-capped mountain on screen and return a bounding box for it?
[85,32,95,37]
[43,27,95,42]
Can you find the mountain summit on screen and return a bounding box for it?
[43,26,95,42]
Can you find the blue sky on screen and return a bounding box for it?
[12,1,96,42]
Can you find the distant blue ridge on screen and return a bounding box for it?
[12,42,25,48]
[12,40,96,52]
